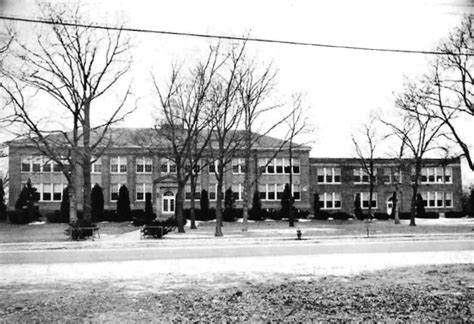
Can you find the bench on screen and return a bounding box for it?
[65,226,100,241]
[140,224,177,239]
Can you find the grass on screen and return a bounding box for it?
[1,264,472,322]
[0,216,472,243]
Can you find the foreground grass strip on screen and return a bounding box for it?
[0,264,472,322]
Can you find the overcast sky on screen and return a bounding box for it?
[1,0,473,184]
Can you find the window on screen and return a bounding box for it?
[354,168,374,184]
[232,158,246,174]
[292,158,300,174]
[267,184,276,200]
[185,160,201,175]
[111,157,127,174]
[43,158,52,172]
[317,167,341,184]
[422,191,448,208]
[21,156,31,172]
[92,158,102,174]
[209,183,218,201]
[209,160,219,174]
[445,192,453,208]
[267,160,275,174]
[136,157,152,173]
[382,168,391,184]
[258,184,266,200]
[53,184,63,201]
[293,184,301,201]
[275,158,284,174]
[276,184,285,200]
[422,167,449,184]
[160,158,176,173]
[136,183,152,201]
[232,184,242,201]
[185,184,201,200]
[111,184,121,201]
[355,192,377,209]
[42,184,52,201]
[258,158,267,174]
[444,167,452,183]
[319,192,341,209]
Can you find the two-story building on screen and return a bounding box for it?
[310,157,462,215]
[8,128,312,217]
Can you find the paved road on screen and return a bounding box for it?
[1,238,472,264]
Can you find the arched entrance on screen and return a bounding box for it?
[162,190,175,214]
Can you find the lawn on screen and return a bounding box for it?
[1,264,472,322]
[0,217,472,243]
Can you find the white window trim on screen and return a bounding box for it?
[320,192,341,210]
[317,167,341,184]
[136,183,152,202]
[232,158,245,174]
[136,157,153,174]
[92,157,102,174]
[110,157,127,174]
[356,192,378,209]
[354,168,375,184]
[209,183,218,201]
[110,183,122,202]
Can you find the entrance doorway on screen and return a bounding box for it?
[162,190,175,214]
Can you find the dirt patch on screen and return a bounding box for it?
[0,264,472,322]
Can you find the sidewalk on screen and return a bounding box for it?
[1,228,472,251]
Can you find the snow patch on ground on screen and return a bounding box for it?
[28,221,46,226]
[236,219,255,223]
[412,217,474,226]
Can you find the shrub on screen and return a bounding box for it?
[330,211,352,220]
[399,212,412,220]
[59,186,70,223]
[66,219,96,240]
[374,212,390,220]
[184,208,216,221]
[91,184,104,223]
[100,209,117,222]
[313,193,322,219]
[46,210,69,223]
[354,194,362,220]
[416,193,425,218]
[223,187,235,222]
[200,189,209,219]
[293,209,310,219]
[280,183,291,219]
[445,211,466,218]
[143,216,187,238]
[14,179,40,224]
[314,210,330,220]
[417,211,439,219]
[252,190,262,212]
[117,185,131,221]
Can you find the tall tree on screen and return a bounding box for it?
[150,46,222,233]
[352,116,382,220]
[425,17,473,170]
[383,81,447,226]
[0,3,132,223]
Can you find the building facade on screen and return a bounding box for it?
[8,128,312,217]
[310,157,463,215]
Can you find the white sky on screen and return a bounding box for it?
[0,0,473,185]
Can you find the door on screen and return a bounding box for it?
[162,190,175,214]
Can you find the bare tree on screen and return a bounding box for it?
[425,17,473,170]
[0,4,132,222]
[284,93,312,227]
[150,46,222,233]
[208,43,246,237]
[383,82,447,226]
[352,115,381,220]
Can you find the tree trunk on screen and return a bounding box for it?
[410,162,420,227]
[288,143,294,227]
[393,190,400,225]
[82,99,92,222]
[68,167,78,223]
[190,174,197,229]
[242,134,251,231]
[175,183,185,233]
[215,158,224,237]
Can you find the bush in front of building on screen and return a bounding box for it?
[416,211,439,219]
[117,185,131,221]
[249,190,263,220]
[11,179,41,224]
[91,184,104,223]
[200,189,210,219]
[66,219,96,240]
[444,211,466,218]
[184,208,216,221]
[373,212,391,220]
[223,187,235,222]
[416,193,425,218]
[330,211,352,220]
[354,194,363,220]
[280,183,291,219]
[46,210,68,223]
[314,209,330,220]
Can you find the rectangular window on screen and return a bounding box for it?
[208,160,219,175]
[258,184,266,200]
[136,157,152,173]
[111,184,120,201]
[232,158,245,174]
[354,169,373,184]
[276,184,285,200]
[436,191,444,207]
[43,158,52,172]
[53,161,62,172]
[92,158,102,174]
[185,184,201,201]
[292,184,301,201]
[421,192,428,207]
[275,158,284,174]
[42,184,52,201]
[321,192,342,210]
[209,184,217,201]
[292,158,300,174]
[111,157,127,174]
[258,158,267,174]
[232,184,242,201]
[136,183,152,201]
[428,192,436,207]
[53,184,62,201]
[382,168,391,184]
[318,168,341,184]
[357,192,377,209]
[444,167,452,183]
[21,156,31,172]
[435,168,443,183]
[32,156,41,172]
[267,160,275,174]
[445,192,453,208]
[267,184,276,200]
[160,158,176,173]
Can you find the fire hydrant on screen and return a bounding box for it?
[296,229,302,240]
